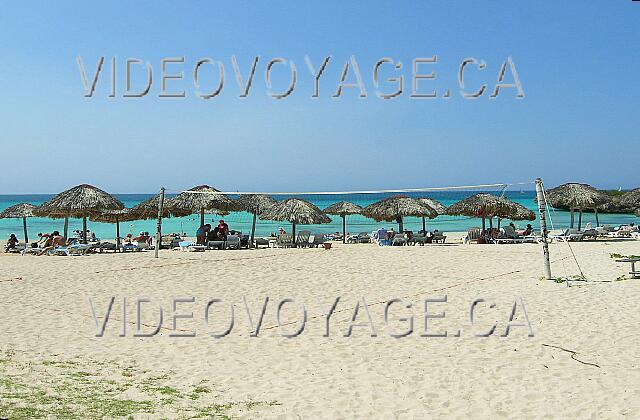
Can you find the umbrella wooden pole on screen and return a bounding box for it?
[422,217,426,234]
[63,217,69,240]
[82,216,87,244]
[570,208,575,229]
[595,208,600,227]
[292,222,297,246]
[250,212,257,248]
[200,209,205,228]
[497,218,501,231]
[116,220,121,252]
[398,216,403,233]
[155,188,165,259]
[22,217,28,244]
[342,215,346,244]
[578,209,583,230]
[482,218,486,231]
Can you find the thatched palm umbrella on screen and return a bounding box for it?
[130,194,191,220]
[236,194,277,248]
[261,198,331,244]
[90,209,138,249]
[363,196,437,233]
[168,185,239,227]
[323,201,363,243]
[34,184,124,243]
[447,193,522,230]
[545,183,610,229]
[510,203,536,221]
[0,203,37,243]
[494,201,536,230]
[417,197,446,234]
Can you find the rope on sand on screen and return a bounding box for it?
[541,343,601,368]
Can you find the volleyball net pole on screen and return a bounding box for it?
[535,178,552,280]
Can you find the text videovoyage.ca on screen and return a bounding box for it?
[78,55,525,100]
[88,295,534,339]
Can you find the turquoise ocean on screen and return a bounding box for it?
[1,192,637,241]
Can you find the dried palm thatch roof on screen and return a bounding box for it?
[168,185,239,214]
[261,198,331,225]
[236,194,277,215]
[417,197,447,215]
[0,203,37,219]
[33,184,124,218]
[544,183,610,210]
[511,202,536,221]
[130,194,192,220]
[362,196,437,222]
[447,194,523,219]
[89,209,138,223]
[323,201,363,216]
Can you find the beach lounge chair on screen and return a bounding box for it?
[391,234,408,246]
[207,239,225,250]
[464,228,482,244]
[495,226,522,244]
[410,233,428,246]
[357,232,371,243]
[4,243,26,253]
[432,231,446,244]
[95,242,118,252]
[311,233,326,247]
[296,231,312,248]
[580,224,599,241]
[49,243,91,256]
[346,234,359,243]
[179,241,207,252]
[550,229,583,242]
[122,242,144,252]
[275,234,294,248]
[225,235,241,250]
[254,237,270,248]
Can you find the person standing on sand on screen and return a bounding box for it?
[196,224,211,245]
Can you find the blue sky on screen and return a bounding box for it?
[1,1,638,193]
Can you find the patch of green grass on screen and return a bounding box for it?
[610,253,640,259]
[0,349,279,419]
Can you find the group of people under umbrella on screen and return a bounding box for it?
[3,182,639,251]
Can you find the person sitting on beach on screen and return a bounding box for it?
[123,233,134,244]
[5,234,19,252]
[278,227,286,235]
[387,228,396,240]
[37,232,53,248]
[207,227,220,242]
[217,219,229,237]
[37,231,65,255]
[196,224,211,245]
[521,224,534,236]
[133,231,151,245]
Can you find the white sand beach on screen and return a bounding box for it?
[1,235,639,418]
